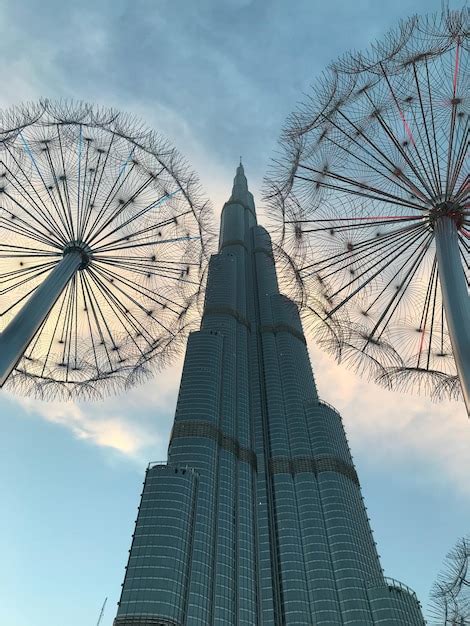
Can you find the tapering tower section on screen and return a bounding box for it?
[114,165,425,625]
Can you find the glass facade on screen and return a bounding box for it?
[115,165,425,625]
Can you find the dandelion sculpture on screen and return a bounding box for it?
[429,535,470,624]
[266,9,470,414]
[0,101,212,400]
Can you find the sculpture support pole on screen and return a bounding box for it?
[0,251,82,387]
[434,216,470,416]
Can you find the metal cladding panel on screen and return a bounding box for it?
[204,254,237,311]
[114,617,179,626]
[305,401,355,464]
[115,465,197,626]
[173,330,223,425]
[168,331,223,625]
[367,582,426,625]
[114,618,179,626]
[303,401,384,622]
[219,202,246,247]
[253,226,279,299]
[294,473,343,622]
[270,293,303,336]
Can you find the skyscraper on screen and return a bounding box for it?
[114,165,425,625]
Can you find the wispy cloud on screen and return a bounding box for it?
[16,397,156,459]
[311,344,470,498]
[12,361,184,462]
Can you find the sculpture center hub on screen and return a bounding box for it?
[429,200,464,229]
[63,240,93,270]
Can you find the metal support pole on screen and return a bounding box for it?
[434,216,470,416]
[0,251,82,387]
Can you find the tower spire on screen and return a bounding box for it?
[229,160,256,214]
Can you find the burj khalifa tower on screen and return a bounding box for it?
[114,164,425,625]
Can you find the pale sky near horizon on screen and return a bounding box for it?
[0,1,469,625]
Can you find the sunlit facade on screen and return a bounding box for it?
[114,165,425,625]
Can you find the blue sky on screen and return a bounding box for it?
[0,1,469,624]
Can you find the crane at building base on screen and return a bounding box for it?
[96,598,107,626]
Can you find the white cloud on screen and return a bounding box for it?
[12,359,184,461]
[16,396,155,458]
[310,343,470,498]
